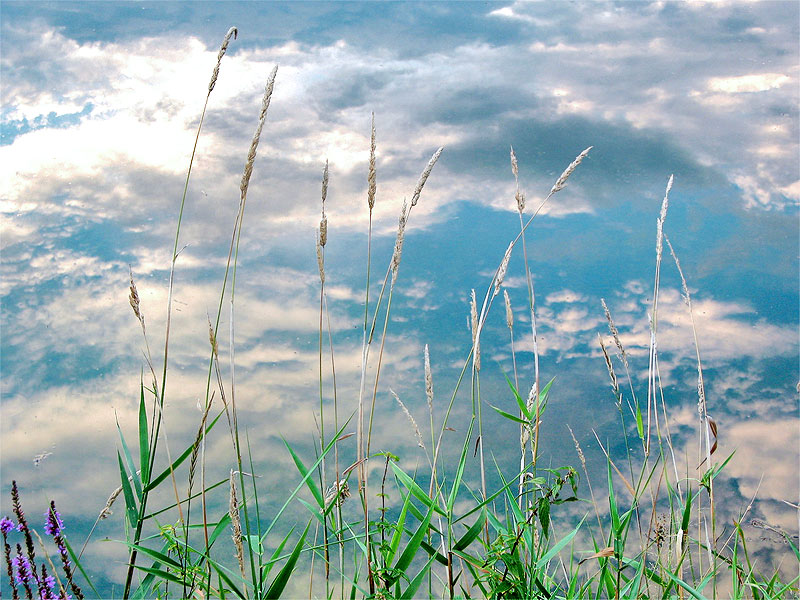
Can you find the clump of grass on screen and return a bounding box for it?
[5,25,798,600]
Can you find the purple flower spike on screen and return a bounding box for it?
[44,506,64,537]
[0,516,14,534]
[12,547,33,586]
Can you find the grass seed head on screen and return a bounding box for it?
[391,200,408,286]
[494,242,513,297]
[424,344,434,411]
[368,113,377,210]
[504,289,513,330]
[319,160,329,247]
[240,65,278,199]
[208,27,238,93]
[392,390,425,449]
[411,146,443,207]
[550,146,592,195]
[470,289,480,371]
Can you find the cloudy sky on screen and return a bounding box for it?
[1,0,798,592]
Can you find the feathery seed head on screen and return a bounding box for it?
[229,471,246,580]
[240,66,278,199]
[368,113,377,210]
[391,200,408,286]
[424,344,434,411]
[316,230,325,284]
[320,162,329,247]
[208,27,238,93]
[510,146,519,179]
[392,390,425,449]
[411,147,443,207]
[324,479,350,509]
[494,242,513,297]
[550,146,592,195]
[470,289,480,371]
[99,486,122,520]
[128,270,143,326]
[208,321,219,359]
[504,289,513,330]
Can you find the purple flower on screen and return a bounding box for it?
[0,516,14,534]
[12,549,32,585]
[44,505,64,536]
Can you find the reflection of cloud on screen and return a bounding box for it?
[602,285,797,364]
[708,73,791,93]
[722,418,800,522]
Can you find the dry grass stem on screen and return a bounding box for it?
[550,146,592,195]
[368,113,376,210]
[578,547,615,565]
[411,147,443,207]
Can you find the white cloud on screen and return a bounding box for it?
[708,73,791,93]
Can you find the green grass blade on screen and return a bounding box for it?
[535,517,584,569]
[282,436,324,508]
[393,501,435,577]
[62,534,101,597]
[210,561,247,600]
[447,417,475,513]
[663,568,710,600]
[133,563,183,585]
[388,490,411,562]
[123,542,183,570]
[138,381,150,485]
[261,528,293,581]
[260,416,352,545]
[144,409,224,493]
[504,371,531,420]
[264,520,311,599]
[400,554,437,599]
[635,403,644,440]
[117,450,138,529]
[209,511,233,547]
[297,497,325,525]
[390,462,446,516]
[117,417,142,501]
[489,403,529,425]
[418,537,448,566]
[454,508,486,552]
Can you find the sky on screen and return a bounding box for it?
[1,0,798,593]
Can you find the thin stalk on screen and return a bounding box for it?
[122,26,239,598]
